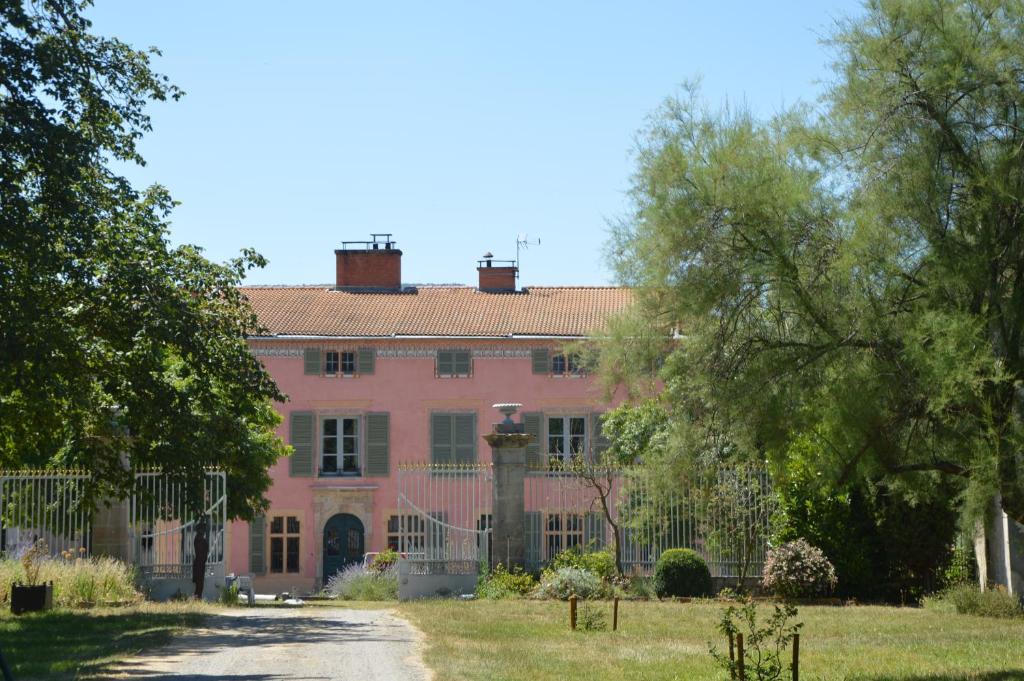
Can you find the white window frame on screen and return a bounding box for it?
[340,351,356,376]
[546,414,587,468]
[324,350,340,375]
[320,414,361,476]
[551,352,583,377]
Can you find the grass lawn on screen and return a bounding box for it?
[0,602,213,680]
[397,599,1024,681]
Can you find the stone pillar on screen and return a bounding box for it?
[485,404,533,571]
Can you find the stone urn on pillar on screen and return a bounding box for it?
[485,403,533,571]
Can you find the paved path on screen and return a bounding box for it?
[105,607,430,681]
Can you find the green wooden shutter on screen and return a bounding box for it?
[436,349,454,376]
[453,412,476,463]
[523,412,543,468]
[590,412,610,462]
[365,412,389,476]
[584,512,606,550]
[525,511,542,571]
[431,413,453,464]
[357,346,375,375]
[531,348,550,374]
[453,349,471,376]
[249,515,266,575]
[289,411,315,477]
[303,347,322,375]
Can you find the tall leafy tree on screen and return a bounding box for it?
[0,0,287,519]
[607,0,1024,533]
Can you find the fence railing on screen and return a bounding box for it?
[397,463,492,575]
[0,470,92,557]
[397,462,774,578]
[0,468,227,580]
[129,470,227,579]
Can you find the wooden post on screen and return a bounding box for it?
[728,632,735,680]
[792,633,800,681]
[613,597,619,631]
[736,633,745,681]
[569,594,578,631]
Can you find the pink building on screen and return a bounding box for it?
[227,236,631,593]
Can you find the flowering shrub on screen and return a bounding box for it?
[762,539,837,599]
[326,563,398,600]
[535,567,610,600]
[369,548,399,573]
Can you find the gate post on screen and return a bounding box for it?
[486,403,532,571]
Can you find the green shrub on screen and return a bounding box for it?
[0,555,140,607]
[762,539,838,599]
[654,548,712,598]
[548,547,617,582]
[577,601,608,631]
[476,563,536,599]
[536,567,610,600]
[219,583,240,605]
[326,564,398,601]
[625,575,658,600]
[370,548,399,573]
[923,582,1023,619]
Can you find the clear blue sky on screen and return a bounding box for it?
[87,1,863,287]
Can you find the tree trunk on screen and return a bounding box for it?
[978,494,1024,597]
[192,518,209,599]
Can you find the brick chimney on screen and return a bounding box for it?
[477,253,517,292]
[335,234,402,290]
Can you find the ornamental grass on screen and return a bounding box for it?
[0,553,141,608]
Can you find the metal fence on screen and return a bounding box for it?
[525,464,774,577]
[396,463,492,576]
[129,470,227,580]
[397,462,774,579]
[0,469,227,582]
[0,470,92,557]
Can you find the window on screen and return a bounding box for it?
[547,415,586,467]
[386,514,425,554]
[544,512,583,559]
[551,352,582,376]
[324,350,356,376]
[436,349,471,377]
[341,351,356,375]
[269,515,300,574]
[321,417,359,475]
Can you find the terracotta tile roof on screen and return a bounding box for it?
[240,286,633,338]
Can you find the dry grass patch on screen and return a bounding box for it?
[397,599,1024,681]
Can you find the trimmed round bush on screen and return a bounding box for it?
[654,548,712,598]
[762,539,838,599]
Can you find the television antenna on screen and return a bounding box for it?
[515,234,541,280]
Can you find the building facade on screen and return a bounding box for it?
[227,236,631,593]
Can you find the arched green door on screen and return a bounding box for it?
[323,513,364,580]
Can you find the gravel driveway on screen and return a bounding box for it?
[104,607,430,681]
